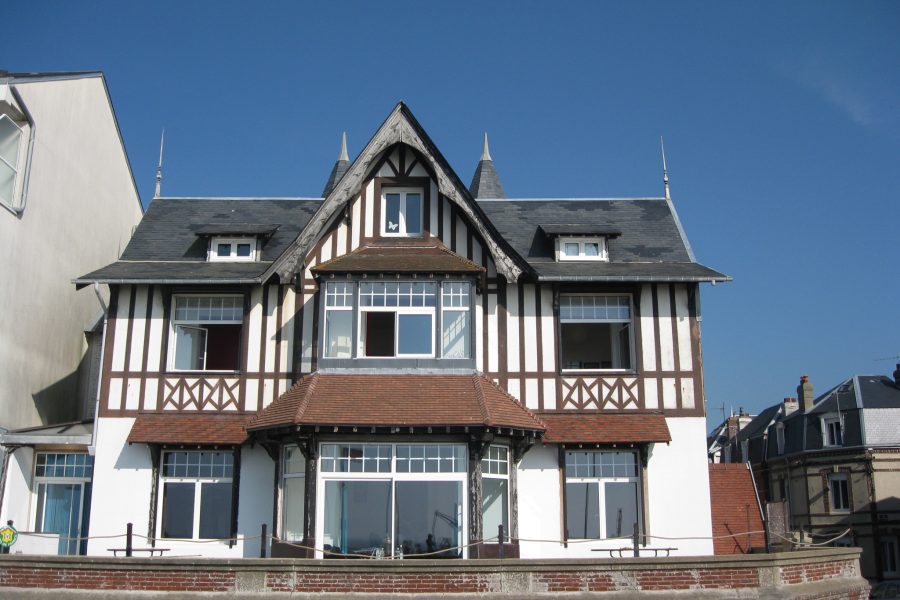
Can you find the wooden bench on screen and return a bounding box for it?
[107,547,170,557]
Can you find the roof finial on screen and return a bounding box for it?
[660,136,670,200]
[481,132,492,162]
[154,129,165,199]
[339,131,349,162]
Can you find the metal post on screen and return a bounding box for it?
[632,522,639,558]
[498,524,505,559]
[126,523,133,557]
[260,523,267,558]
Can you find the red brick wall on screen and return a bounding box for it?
[709,463,767,554]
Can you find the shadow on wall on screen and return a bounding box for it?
[31,366,81,426]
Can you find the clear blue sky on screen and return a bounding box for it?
[4,1,898,428]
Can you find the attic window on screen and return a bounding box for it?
[208,237,257,262]
[557,237,608,262]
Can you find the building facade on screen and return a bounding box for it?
[64,104,725,559]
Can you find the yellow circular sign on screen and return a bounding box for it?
[0,525,17,547]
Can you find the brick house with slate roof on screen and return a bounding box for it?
[71,103,728,559]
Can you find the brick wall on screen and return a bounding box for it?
[0,548,869,598]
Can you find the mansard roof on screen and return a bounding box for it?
[312,239,484,275]
[247,373,546,434]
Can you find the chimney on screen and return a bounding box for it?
[798,375,814,412]
[893,363,900,388]
[726,415,740,439]
[782,397,799,416]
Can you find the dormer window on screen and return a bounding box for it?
[382,188,422,237]
[558,237,608,261]
[209,237,258,262]
[822,415,843,447]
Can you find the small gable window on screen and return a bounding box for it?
[209,237,257,262]
[557,237,608,262]
[382,188,422,237]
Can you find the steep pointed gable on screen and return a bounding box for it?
[266,103,527,283]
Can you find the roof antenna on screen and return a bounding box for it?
[481,132,492,161]
[660,136,670,200]
[154,129,165,199]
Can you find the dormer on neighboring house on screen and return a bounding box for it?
[195,224,280,262]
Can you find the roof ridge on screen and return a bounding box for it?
[477,373,546,430]
[472,375,492,426]
[295,373,320,422]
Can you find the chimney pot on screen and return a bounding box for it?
[798,375,815,412]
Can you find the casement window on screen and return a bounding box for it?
[323,282,354,358]
[557,237,608,262]
[827,473,850,513]
[441,282,471,359]
[169,295,243,371]
[822,415,843,447]
[318,443,466,558]
[281,445,306,542]
[159,451,233,540]
[0,94,30,214]
[32,453,93,555]
[359,281,437,357]
[564,451,641,540]
[208,237,257,262]
[481,446,509,543]
[883,537,900,576]
[382,188,422,237]
[559,295,633,371]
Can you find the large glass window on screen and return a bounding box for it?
[0,112,24,211]
[159,451,233,540]
[170,295,243,371]
[282,446,306,542]
[481,446,509,543]
[382,189,422,236]
[359,282,436,357]
[33,453,94,555]
[559,295,633,370]
[441,282,471,359]
[324,282,354,358]
[318,443,466,559]
[564,451,641,540]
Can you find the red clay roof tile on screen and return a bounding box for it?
[539,412,672,444]
[311,239,485,274]
[126,413,249,445]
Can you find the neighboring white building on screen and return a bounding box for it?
[69,103,726,560]
[0,71,143,554]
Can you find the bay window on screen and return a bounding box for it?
[359,282,436,357]
[159,451,233,540]
[169,295,243,371]
[481,446,509,543]
[33,453,93,555]
[281,445,306,542]
[324,282,354,358]
[559,294,633,371]
[564,450,641,540]
[441,282,471,359]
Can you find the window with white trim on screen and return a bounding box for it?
[822,415,843,447]
[208,237,257,262]
[481,446,509,543]
[169,295,243,371]
[319,443,466,558]
[382,188,422,236]
[559,295,633,371]
[324,282,354,358]
[33,453,94,555]
[441,282,471,359]
[159,451,233,540]
[557,237,608,262]
[828,473,850,513]
[564,451,641,539]
[0,112,26,212]
[281,445,306,542]
[359,281,436,357]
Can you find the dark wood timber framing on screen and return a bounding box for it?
[138,285,155,411]
[147,445,161,546]
[229,446,242,547]
[98,285,119,416]
[119,285,137,409]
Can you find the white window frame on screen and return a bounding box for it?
[556,236,608,262]
[280,445,306,542]
[559,294,635,373]
[207,237,258,262]
[357,282,436,358]
[381,188,423,237]
[828,473,850,513]
[315,442,468,558]
[167,294,243,372]
[323,282,354,358]
[564,450,642,540]
[822,414,843,447]
[440,281,471,359]
[481,445,510,543]
[0,105,29,214]
[31,453,93,555]
[157,450,234,541]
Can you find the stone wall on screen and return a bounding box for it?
[0,548,869,598]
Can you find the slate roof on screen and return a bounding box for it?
[312,239,485,275]
[247,373,546,433]
[75,198,321,285]
[539,413,671,444]
[126,413,249,445]
[478,199,729,282]
[469,159,506,199]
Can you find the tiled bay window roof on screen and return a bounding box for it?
[312,239,484,275]
[126,413,250,446]
[247,373,545,433]
[539,412,671,444]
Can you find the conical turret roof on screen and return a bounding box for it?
[468,133,506,199]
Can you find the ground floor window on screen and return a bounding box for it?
[481,445,509,542]
[317,443,466,558]
[281,445,306,542]
[564,450,641,540]
[32,453,93,555]
[159,450,233,540]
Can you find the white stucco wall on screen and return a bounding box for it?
[236,445,274,558]
[517,417,714,558]
[0,446,35,531]
[0,75,143,431]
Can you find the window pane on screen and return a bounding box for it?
[325,311,353,358]
[236,243,252,257]
[199,482,233,539]
[0,116,22,166]
[0,162,15,207]
[162,482,195,538]
[405,193,421,234]
[442,310,469,358]
[584,243,600,257]
[395,481,462,558]
[560,322,631,369]
[283,475,306,541]
[564,243,580,256]
[483,478,508,543]
[364,312,395,357]
[217,244,231,257]
[605,482,639,539]
[324,481,391,558]
[566,482,600,539]
[385,194,401,233]
[398,313,432,355]
[204,324,242,370]
[174,325,206,370]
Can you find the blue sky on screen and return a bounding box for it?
[4,1,898,427]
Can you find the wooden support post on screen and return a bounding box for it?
[126,523,133,557]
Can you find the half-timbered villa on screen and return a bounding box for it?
[75,103,729,559]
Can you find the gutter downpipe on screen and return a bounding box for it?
[9,85,36,216]
[747,461,769,552]
[89,282,109,456]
